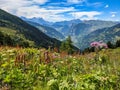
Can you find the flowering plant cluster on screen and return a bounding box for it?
[90,41,108,49]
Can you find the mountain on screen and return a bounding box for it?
[83,20,119,32]
[27,21,65,40]
[21,17,82,36]
[20,14,119,50]
[80,23,120,49]
[67,20,118,48]
[69,20,118,36]
[21,17,53,26]
[0,9,61,48]
[69,23,91,36]
[52,19,82,36]
[52,20,118,37]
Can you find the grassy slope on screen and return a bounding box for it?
[0,27,16,35]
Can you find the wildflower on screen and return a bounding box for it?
[90,41,108,49]
[90,41,100,48]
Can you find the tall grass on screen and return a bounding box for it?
[0,46,120,90]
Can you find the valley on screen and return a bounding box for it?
[0,0,120,89]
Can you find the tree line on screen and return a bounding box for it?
[1,30,120,55]
[83,40,120,53]
[0,31,34,47]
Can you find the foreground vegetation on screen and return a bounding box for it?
[0,46,120,90]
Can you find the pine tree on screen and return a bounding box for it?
[116,40,120,47]
[107,41,114,49]
[60,36,74,54]
[60,41,66,51]
[65,36,73,54]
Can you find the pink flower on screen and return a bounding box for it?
[90,42,100,47]
[90,41,108,49]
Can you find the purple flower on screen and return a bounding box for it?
[90,41,108,49]
[90,42,100,47]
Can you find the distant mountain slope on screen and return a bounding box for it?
[80,23,120,49]
[21,17,82,36]
[83,20,119,32]
[69,23,91,36]
[52,19,82,36]
[20,12,119,50]
[52,20,118,37]
[27,21,65,40]
[0,9,61,48]
[21,17,53,26]
[67,20,118,49]
[69,20,118,36]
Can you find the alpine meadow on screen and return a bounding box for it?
[0,0,120,90]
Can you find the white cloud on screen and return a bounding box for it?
[0,0,76,22]
[111,14,115,17]
[0,0,102,22]
[32,0,48,4]
[86,2,103,8]
[70,11,101,20]
[110,12,117,18]
[15,6,75,21]
[67,0,86,4]
[105,5,109,8]
[0,0,48,13]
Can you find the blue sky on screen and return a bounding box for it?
[0,0,120,22]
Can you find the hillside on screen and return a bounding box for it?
[68,20,118,36]
[0,9,61,48]
[80,23,120,49]
[83,20,118,32]
[68,20,118,48]
[69,23,91,36]
[27,21,65,40]
[51,19,81,36]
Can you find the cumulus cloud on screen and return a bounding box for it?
[70,11,101,20]
[0,0,48,13]
[0,0,102,22]
[0,0,76,21]
[15,6,75,21]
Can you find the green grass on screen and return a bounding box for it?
[0,27,16,35]
[0,46,120,90]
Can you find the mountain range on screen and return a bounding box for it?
[0,9,120,50]
[21,16,119,49]
[68,20,119,48]
[80,23,120,49]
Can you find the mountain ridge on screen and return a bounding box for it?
[20,13,119,49]
[0,9,61,48]
[79,23,120,49]
[26,21,65,40]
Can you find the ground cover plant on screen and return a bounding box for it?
[0,46,120,90]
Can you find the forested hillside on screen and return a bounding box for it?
[0,9,61,48]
